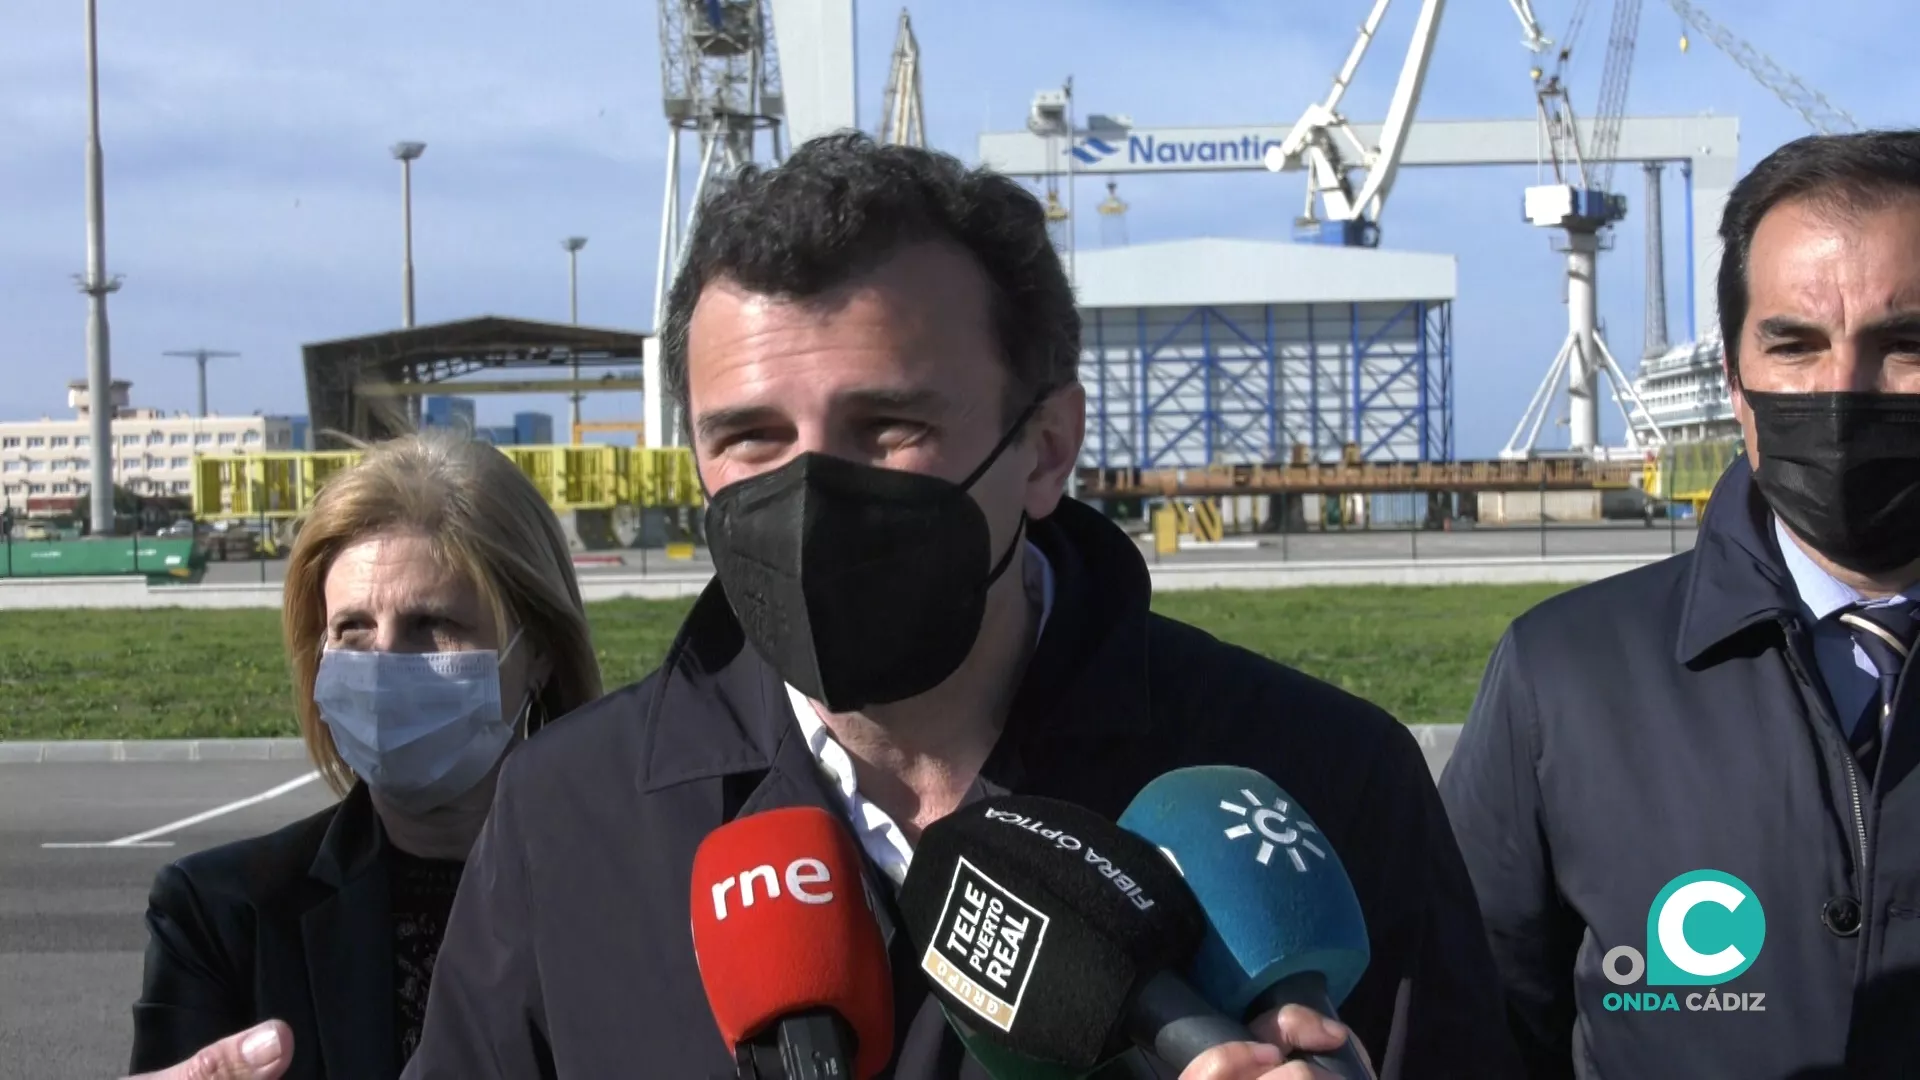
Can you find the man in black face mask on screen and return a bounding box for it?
[405,134,1516,1080]
[1442,130,1920,1080]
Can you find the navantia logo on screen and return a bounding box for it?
[1069,136,1120,165]
[708,857,835,920]
[1600,870,1767,1013]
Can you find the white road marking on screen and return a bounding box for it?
[41,770,322,850]
[42,841,178,849]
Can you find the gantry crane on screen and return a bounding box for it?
[1261,0,1447,247]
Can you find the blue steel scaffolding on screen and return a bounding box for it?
[1080,299,1453,469]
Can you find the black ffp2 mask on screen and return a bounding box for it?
[704,406,1038,712]
[1747,389,1920,575]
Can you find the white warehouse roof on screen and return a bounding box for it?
[1070,237,1457,310]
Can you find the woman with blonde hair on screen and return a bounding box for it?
[127,432,603,1080]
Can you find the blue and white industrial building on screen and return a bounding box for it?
[1071,237,1454,469]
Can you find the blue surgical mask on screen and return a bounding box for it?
[314,630,529,814]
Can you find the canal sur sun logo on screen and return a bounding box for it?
[1601,870,1767,1014]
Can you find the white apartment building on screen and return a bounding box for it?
[0,381,297,507]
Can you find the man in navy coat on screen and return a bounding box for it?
[401,135,1519,1079]
[1444,131,1920,1079]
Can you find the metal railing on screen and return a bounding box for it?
[1077,457,1646,499]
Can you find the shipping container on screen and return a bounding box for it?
[0,536,204,581]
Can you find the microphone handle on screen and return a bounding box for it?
[1247,970,1376,1080]
[735,1008,859,1080]
[1129,970,1257,1069]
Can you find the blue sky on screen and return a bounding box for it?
[1,0,1911,457]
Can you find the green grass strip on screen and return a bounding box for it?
[0,584,1568,740]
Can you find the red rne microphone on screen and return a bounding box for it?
[690,806,894,1080]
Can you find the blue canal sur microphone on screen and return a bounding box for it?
[1120,766,1374,1079]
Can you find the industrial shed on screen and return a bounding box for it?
[1071,237,1456,468]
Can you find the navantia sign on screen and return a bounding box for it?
[978,126,1294,176]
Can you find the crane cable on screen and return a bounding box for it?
[1589,0,1644,194]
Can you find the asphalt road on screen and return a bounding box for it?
[195,522,1696,585]
[0,763,331,1079]
[3,740,1463,1077]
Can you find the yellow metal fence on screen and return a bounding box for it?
[191,446,703,521]
[1643,438,1743,508]
[1077,457,1647,498]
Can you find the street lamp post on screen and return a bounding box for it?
[164,349,240,418]
[391,142,425,327]
[562,236,587,438]
[79,0,122,537]
[391,141,426,428]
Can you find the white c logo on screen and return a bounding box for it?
[1251,808,1298,846]
[1657,879,1749,978]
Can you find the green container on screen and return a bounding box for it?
[0,537,205,582]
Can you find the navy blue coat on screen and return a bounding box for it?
[404,498,1520,1079]
[1442,457,1920,1079]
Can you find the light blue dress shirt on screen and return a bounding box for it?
[1774,516,1917,739]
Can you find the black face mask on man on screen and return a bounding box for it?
[704,400,1042,713]
[1746,389,1920,575]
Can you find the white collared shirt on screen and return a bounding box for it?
[788,540,1055,885]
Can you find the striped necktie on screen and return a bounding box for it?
[1836,603,1917,779]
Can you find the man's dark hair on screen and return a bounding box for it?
[1718,130,1920,381]
[658,133,1080,431]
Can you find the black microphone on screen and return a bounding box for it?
[898,794,1257,1074]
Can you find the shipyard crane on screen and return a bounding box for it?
[652,0,784,329]
[1261,0,1447,247]
[647,0,785,449]
[1499,0,1856,460]
[1508,0,1553,51]
[1665,0,1858,136]
[877,8,926,148]
[1502,0,1667,459]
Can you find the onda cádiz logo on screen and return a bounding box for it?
[921,856,1049,1034]
[1600,870,1768,1014]
[1218,789,1328,873]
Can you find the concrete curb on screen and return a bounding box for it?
[0,727,1464,763]
[0,738,310,764]
[1146,553,1662,590]
[0,554,1661,610]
